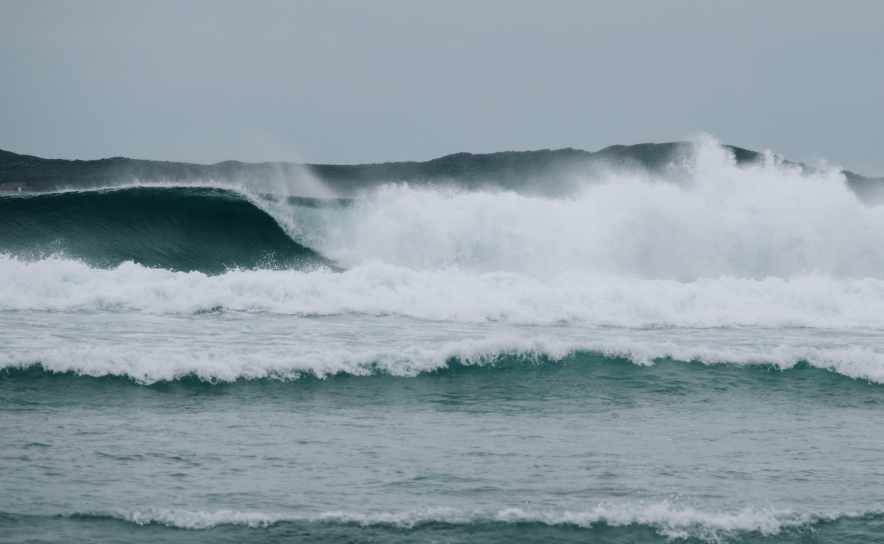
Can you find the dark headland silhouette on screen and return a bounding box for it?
[1,143,882,201]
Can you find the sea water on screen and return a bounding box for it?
[2,139,884,543]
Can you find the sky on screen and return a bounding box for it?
[0,0,882,175]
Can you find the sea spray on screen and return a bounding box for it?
[268,138,884,279]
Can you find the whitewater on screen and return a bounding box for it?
[3,137,884,543]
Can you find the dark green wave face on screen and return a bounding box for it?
[0,187,333,274]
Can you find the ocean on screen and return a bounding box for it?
[2,139,884,543]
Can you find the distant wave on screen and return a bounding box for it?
[0,186,333,273]
[37,503,881,542]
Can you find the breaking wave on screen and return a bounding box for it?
[3,137,884,281]
[4,336,884,384]
[54,503,882,543]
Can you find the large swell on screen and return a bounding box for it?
[5,138,884,280]
[3,139,884,328]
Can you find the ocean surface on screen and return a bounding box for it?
[3,139,884,543]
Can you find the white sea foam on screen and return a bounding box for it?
[269,137,884,281]
[315,503,826,539]
[109,502,860,541]
[119,508,278,529]
[3,256,884,329]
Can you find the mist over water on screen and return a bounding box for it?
[3,137,884,543]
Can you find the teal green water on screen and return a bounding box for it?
[4,163,884,543]
[3,355,884,543]
[0,188,331,273]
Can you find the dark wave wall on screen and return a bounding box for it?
[0,187,330,273]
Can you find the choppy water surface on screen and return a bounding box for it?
[2,139,884,543]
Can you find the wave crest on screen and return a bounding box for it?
[4,335,884,384]
[89,502,873,542]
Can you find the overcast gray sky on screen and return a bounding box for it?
[1,0,881,174]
